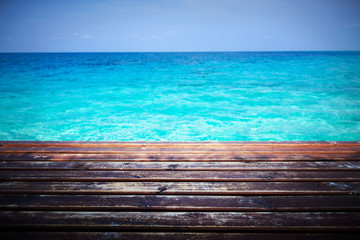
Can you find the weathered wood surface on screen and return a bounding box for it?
[2,161,360,170]
[1,170,360,182]
[2,152,360,161]
[1,181,359,195]
[1,195,359,211]
[1,211,360,231]
[0,141,360,239]
[1,232,359,240]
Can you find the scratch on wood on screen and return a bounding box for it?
[157,186,169,194]
[168,164,178,171]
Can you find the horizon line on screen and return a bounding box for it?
[1,50,360,54]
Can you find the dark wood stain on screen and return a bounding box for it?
[0,141,360,239]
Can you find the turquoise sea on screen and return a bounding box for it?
[0,52,359,141]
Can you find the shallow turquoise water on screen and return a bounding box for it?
[0,52,359,141]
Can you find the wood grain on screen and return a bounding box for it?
[1,194,359,211]
[2,161,359,171]
[1,211,360,231]
[0,181,358,195]
[1,170,359,182]
[2,152,360,161]
[1,141,359,238]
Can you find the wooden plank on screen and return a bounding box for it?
[0,142,360,149]
[1,211,359,231]
[1,146,360,154]
[1,232,358,240]
[0,182,358,195]
[1,194,359,211]
[2,153,360,161]
[1,170,359,182]
[2,232,359,240]
[2,161,360,171]
[1,140,359,147]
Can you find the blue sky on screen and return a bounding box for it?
[0,0,360,52]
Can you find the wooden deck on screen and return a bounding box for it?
[0,141,360,239]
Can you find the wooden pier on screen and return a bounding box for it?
[0,141,360,239]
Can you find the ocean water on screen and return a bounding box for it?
[0,52,359,141]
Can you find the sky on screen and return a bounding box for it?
[0,0,360,52]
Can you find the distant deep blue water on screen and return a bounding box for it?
[0,52,359,141]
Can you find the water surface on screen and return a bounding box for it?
[0,52,359,141]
